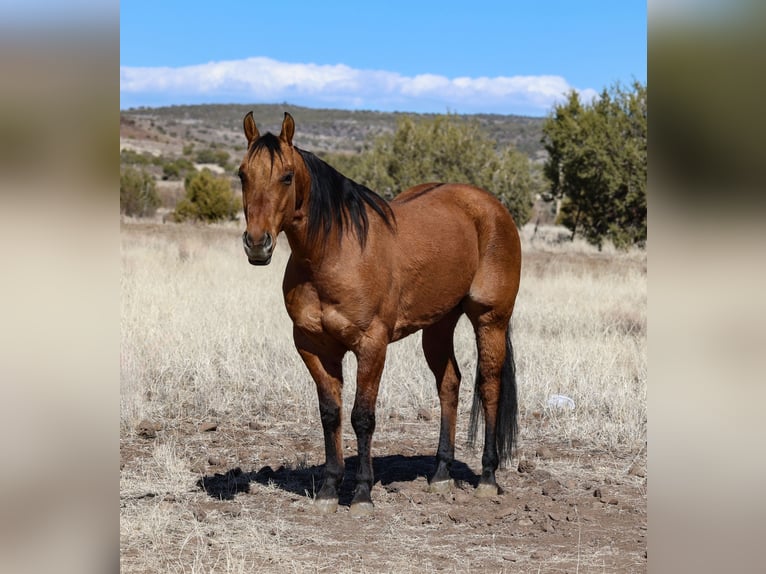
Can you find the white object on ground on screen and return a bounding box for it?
[547,394,575,410]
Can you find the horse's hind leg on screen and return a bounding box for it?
[422,309,463,492]
[471,319,510,497]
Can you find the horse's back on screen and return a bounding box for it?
[392,182,520,259]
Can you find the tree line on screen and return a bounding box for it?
[121,81,646,248]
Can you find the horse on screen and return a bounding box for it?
[238,112,522,516]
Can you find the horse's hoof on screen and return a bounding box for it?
[474,482,499,498]
[313,497,339,514]
[349,501,374,517]
[428,479,454,494]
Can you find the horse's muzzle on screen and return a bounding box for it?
[243,231,274,265]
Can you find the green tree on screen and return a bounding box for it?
[195,147,231,170]
[120,167,159,217]
[172,169,239,222]
[351,115,533,226]
[542,81,647,248]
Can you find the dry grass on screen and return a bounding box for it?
[120,220,646,573]
[121,221,646,450]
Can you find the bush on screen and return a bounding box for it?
[120,148,153,166]
[120,167,160,217]
[349,115,534,226]
[172,169,239,223]
[194,147,230,169]
[161,157,194,180]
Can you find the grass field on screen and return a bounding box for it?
[120,220,646,572]
[121,221,646,450]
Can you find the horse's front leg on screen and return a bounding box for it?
[294,329,345,514]
[349,342,387,516]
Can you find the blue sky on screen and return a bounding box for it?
[120,0,646,116]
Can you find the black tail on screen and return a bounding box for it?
[468,325,518,465]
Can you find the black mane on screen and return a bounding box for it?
[296,148,395,247]
[249,132,283,165]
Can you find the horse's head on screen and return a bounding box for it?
[238,112,303,265]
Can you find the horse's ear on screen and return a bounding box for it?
[279,112,295,146]
[243,111,259,144]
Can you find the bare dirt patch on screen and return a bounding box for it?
[120,414,646,573]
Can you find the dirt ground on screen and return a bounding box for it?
[120,411,646,573]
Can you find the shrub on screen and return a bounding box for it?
[194,147,230,169]
[120,167,160,217]
[350,115,534,226]
[161,157,194,180]
[172,169,239,223]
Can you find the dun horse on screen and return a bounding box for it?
[239,112,521,516]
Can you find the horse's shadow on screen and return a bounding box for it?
[196,455,479,506]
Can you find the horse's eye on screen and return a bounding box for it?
[237,169,245,182]
[281,172,294,185]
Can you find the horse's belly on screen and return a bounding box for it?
[392,278,470,341]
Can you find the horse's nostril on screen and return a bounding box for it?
[243,232,254,249]
[263,232,273,249]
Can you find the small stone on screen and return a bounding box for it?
[517,518,534,527]
[535,446,554,459]
[548,511,563,522]
[494,508,516,520]
[447,512,464,524]
[135,419,160,439]
[517,459,536,473]
[199,422,218,432]
[541,479,561,497]
[628,463,646,478]
[416,408,432,421]
[207,456,223,466]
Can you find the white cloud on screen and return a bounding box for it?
[120,56,595,115]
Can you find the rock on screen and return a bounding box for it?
[535,446,555,459]
[494,508,516,520]
[548,511,563,522]
[541,479,561,497]
[628,463,646,477]
[135,419,160,439]
[207,456,223,466]
[517,459,536,473]
[416,408,432,421]
[517,518,534,527]
[199,422,218,432]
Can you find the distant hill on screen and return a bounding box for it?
[120,103,547,162]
